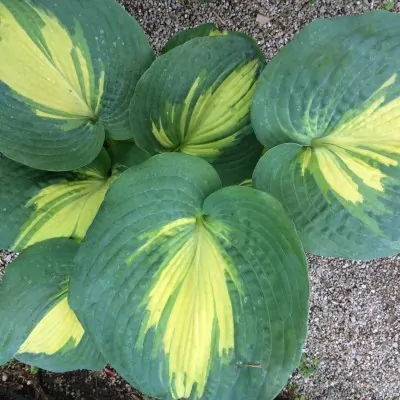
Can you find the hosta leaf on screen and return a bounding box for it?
[0,144,148,251]
[130,35,265,185]
[70,153,309,400]
[107,141,151,173]
[0,0,154,171]
[252,11,400,260]
[0,239,105,371]
[161,23,226,54]
[162,24,264,61]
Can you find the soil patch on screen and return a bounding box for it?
[0,361,143,400]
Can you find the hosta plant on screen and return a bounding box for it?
[0,1,398,400]
[252,11,400,260]
[0,0,154,170]
[0,239,105,371]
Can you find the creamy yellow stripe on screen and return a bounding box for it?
[151,59,259,158]
[13,177,111,250]
[180,78,201,142]
[17,297,84,355]
[305,74,400,204]
[314,147,363,204]
[138,218,240,399]
[95,71,106,114]
[301,147,312,176]
[128,217,196,265]
[151,119,176,149]
[183,135,238,157]
[330,143,398,167]
[187,61,258,144]
[331,145,385,192]
[0,3,104,120]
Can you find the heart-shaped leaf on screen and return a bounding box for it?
[130,35,265,185]
[0,143,149,251]
[0,0,154,171]
[70,153,309,400]
[252,11,400,260]
[162,23,226,54]
[0,239,105,371]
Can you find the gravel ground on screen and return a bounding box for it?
[295,255,400,400]
[1,1,400,399]
[0,251,16,281]
[122,0,399,59]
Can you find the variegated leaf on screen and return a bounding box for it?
[0,239,105,371]
[70,153,309,400]
[0,144,149,251]
[130,34,265,185]
[252,11,400,259]
[0,0,154,170]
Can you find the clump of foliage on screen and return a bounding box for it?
[298,354,320,378]
[0,1,399,400]
[383,1,395,11]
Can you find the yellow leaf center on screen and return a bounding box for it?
[136,217,241,399]
[0,3,104,120]
[13,160,115,251]
[301,74,400,204]
[151,60,259,159]
[17,297,84,356]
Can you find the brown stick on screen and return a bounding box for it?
[235,363,263,369]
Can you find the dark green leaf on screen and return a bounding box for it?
[70,153,309,400]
